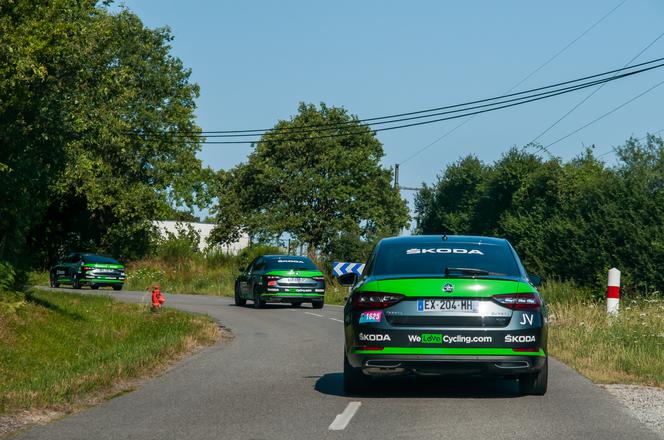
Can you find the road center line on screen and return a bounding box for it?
[329,317,343,322]
[329,401,361,431]
[305,312,324,317]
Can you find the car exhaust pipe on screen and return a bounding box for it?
[364,360,405,375]
[494,361,530,369]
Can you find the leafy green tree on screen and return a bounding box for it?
[0,1,209,269]
[414,155,488,235]
[210,103,409,257]
[414,138,664,293]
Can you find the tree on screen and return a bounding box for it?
[0,1,209,269]
[210,103,409,257]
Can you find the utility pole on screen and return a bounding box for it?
[394,163,399,189]
[394,163,419,191]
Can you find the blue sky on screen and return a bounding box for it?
[114,0,664,214]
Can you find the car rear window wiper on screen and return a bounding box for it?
[444,267,505,277]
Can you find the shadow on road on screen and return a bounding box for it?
[315,372,521,399]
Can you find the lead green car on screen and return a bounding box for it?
[338,235,548,395]
[50,252,126,290]
[235,255,326,309]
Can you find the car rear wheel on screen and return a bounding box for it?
[519,357,548,395]
[312,300,324,309]
[50,274,59,288]
[112,284,123,291]
[344,352,369,395]
[235,284,247,306]
[72,276,81,289]
[253,286,265,309]
[90,285,99,290]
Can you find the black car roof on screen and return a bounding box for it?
[378,235,509,246]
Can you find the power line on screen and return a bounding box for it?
[543,78,664,149]
[398,0,628,165]
[195,72,644,139]
[138,59,664,145]
[144,54,661,139]
[195,61,664,144]
[530,30,664,152]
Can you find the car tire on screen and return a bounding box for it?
[72,276,81,289]
[50,274,59,288]
[253,286,265,309]
[290,302,301,307]
[235,284,247,306]
[112,285,123,291]
[344,352,369,395]
[90,285,99,290]
[519,357,548,395]
[312,300,324,309]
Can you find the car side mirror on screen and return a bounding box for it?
[529,274,542,287]
[337,273,357,287]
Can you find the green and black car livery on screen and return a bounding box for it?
[50,253,126,291]
[339,235,548,395]
[235,255,325,309]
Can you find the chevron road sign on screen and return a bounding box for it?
[332,261,365,277]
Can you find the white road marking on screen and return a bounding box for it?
[305,312,324,317]
[329,401,361,431]
[329,318,343,322]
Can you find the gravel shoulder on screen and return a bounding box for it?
[603,384,664,438]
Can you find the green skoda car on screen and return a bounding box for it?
[235,255,325,309]
[50,252,126,290]
[338,235,548,395]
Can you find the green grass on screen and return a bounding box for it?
[540,282,664,387]
[0,290,220,415]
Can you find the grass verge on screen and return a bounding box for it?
[0,289,221,417]
[541,282,664,387]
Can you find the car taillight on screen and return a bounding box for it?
[351,291,404,309]
[82,266,94,271]
[492,293,541,310]
[312,276,325,281]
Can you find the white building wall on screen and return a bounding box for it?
[152,221,249,254]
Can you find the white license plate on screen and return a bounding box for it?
[281,277,313,283]
[417,299,478,313]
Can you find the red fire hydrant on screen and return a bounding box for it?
[151,284,166,312]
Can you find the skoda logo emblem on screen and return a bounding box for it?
[443,283,454,293]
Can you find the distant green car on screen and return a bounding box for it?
[235,255,326,309]
[50,252,126,290]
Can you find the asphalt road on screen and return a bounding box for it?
[15,288,661,440]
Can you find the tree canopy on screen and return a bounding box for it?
[210,103,409,259]
[0,0,209,270]
[414,137,664,293]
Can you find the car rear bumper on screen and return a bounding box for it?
[80,278,124,285]
[348,352,546,377]
[260,293,324,302]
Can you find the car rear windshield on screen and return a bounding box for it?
[84,255,120,264]
[372,243,520,277]
[265,257,318,271]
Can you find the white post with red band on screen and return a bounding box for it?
[607,268,620,316]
